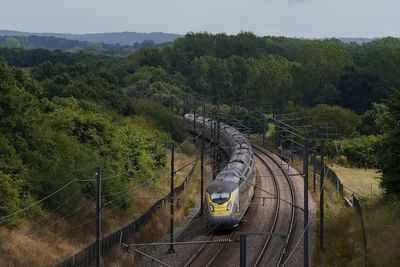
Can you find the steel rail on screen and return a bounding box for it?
[252,150,280,267]
[181,222,221,267]
[252,144,297,267]
[203,231,236,267]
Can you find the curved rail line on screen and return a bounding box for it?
[181,223,221,267]
[203,231,235,267]
[180,144,297,267]
[252,144,297,266]
[252,150,280,266]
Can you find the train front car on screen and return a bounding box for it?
[183,113,255,229]
[206,178,241,227]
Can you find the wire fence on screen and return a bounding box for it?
[56,158,198,267]
[313,156,368,266]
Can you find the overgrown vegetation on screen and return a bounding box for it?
[0,60,186,226]
[1,31,400,264]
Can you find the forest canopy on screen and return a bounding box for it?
[1,32,400,226]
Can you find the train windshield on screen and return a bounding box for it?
[210,192,230,204]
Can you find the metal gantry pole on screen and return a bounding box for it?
[193,101,196,132]
[240,235,246,267]
[262,112,266,146]
[200,103,205,216]
[303,139,309,267]
[216,105,221,174]
[212,108,217,180]
[96,167,102,267]
[320,140,325,251]
[168,143,175,253]
[313,152,316,193]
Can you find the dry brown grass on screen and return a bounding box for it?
[105,155,209,266]
[0,150,203,266]
[330,164,382,198]
[250,136,400,266]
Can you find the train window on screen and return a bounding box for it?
[244,166,250,178]
[210,192,231,204]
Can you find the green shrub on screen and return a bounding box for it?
[0,172,21,227]
[338,155,348,166]
[133,98,185,141]
[328,135,381,168]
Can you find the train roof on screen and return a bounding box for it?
[206,179,237,194]
[184,113,254,187]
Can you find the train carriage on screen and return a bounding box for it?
[184,113,255,228]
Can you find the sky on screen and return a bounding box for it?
[1,0,399,38]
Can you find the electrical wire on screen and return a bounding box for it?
[0,180,75,221]
[29,182,90,230]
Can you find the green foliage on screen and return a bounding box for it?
[133,98,185,141]
[0,60,175,226]
[0,172,21,226]
[359,103,389,135]
[0,35,136,55]
[311,104,361,136]
[2,32,400,224]
[378,89,400,195]
[337,155,348,166]
[295,41,352,105]
[329,135,381,168]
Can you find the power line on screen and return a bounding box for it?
[32,177,164,237]
[0,180,75,221]
[281,140,342,266]
[29,182,90,230]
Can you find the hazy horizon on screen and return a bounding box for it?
[0,29,387,40]
[2,0,399,38]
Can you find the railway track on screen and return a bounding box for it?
[251,144,297,266]
[179,144,297,267]
[252,149,280,266]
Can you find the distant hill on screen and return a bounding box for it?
[0,30,181,46]
[0,34,176,55]
[0,35,140,54]
[339,37,377,44]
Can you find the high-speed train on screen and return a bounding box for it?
[184,114,255,228]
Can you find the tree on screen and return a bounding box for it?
[245,55,293,108]
[311,104,360,137]
[337,65,382,114]
[378,88,400,195]
[0,172,21,226]
[358,103,389,135]
[295,41,352,105]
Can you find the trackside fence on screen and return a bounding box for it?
[57,158,198,267]
[312,155,368,267]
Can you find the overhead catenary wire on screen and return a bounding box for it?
[52,157,198,238]
[0,180,75,221]
[281,139,342,266]
[32,175,166,237]
[46,152,199,238]
[75,169,133,182]
[29,182,91,230]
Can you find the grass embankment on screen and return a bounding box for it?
[324,164,400,266]
[255,138,399,266]
[330,164,381,198]
[108,144,211,266]
[0,142,206,266]
[310,163,399,266]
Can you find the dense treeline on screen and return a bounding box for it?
[110,32,399,114]
[1,31,400,220]
[3,33,400,114]
[0,35,163,56]
[0,59,185,226]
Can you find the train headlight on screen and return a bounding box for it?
[227,202,232,211]
[209,204,215,212]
